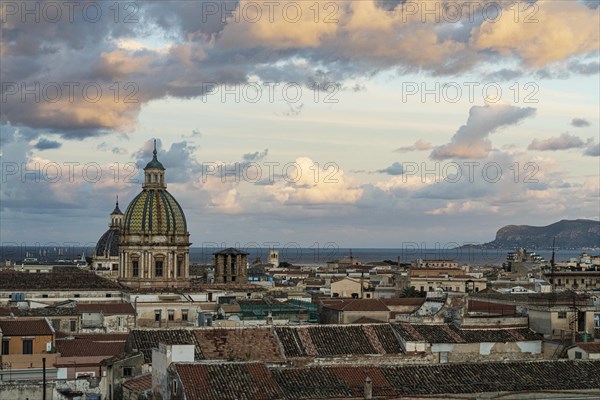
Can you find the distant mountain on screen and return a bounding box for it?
[476,219,600,249]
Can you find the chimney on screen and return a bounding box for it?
[364,376,372,400]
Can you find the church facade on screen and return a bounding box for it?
[91,199,123,278]
[117,141,191,288]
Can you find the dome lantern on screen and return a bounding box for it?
[143,139,166,189]
[110,195,123,228]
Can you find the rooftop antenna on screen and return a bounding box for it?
[350,249,353,264]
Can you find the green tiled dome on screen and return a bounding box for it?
[123,189,187,234]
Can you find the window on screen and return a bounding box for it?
[132,260,139,277]
[2,340,9,355]
[155,310,161,322]
[106,293,112,298]
[74,294,80,298]
[168,309,175,321]
[51,319,60,330]
[440,352,448,364]
[182,309,188,321]
[155,260,164,277]
[575,351,582,359]
[558,311,567,319]
[177,258,182,277]
[97,263,101,268]
[23,339,33,354]
[70,320,77,332]
[123,367,133,377]
[42,294,48,298]
[112,263,118,271]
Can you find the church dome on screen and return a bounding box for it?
[122,140,188,236]
[122,189,187,234]
[94,228,120,258]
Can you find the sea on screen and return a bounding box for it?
[1,245,596,267]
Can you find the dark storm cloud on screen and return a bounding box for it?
[571,118,591,127]
[1,0,598,142]
[33,138,62,150]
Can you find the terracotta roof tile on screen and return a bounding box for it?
[322,299,389,312]
[173,362,284,400]
[393,323,541,343]
[194,328,285,362]
[126,329,203,363]
[0,318,53,336]
[380,298,425,307]
[575,342,600,353]
[75,302,135,315]
[274,325,404,358]
[0,269,121,290]
[56,339,125,357]
[122,373,152,393]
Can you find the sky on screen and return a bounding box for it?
[1,0,599,250]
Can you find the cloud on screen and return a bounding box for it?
[584,142,600,157]
[393,139,432,153]
[571,118,591,128]
[472,0,600,67]
[33,138,61,150]
[426,201,499,216]
[2,0,597,143]
[430,103,536,160]
[243,149,269,162]
[528,133,590,151]
[265,157,363,205]
[112,147,128,155]
[134,139,201,184]
[378,162,404,175]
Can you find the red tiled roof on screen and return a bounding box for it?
[75,302,135,315]
[468,300,516,315]
[194,328,285,362]
[322,299,389,312]
[381,298,425,307]
[55,332,129,341]
[122,373,152,393]
[353,317,387,324]
[0,318,52,336]
[173,362,284,400]
[56,339,125,357]
[575,342,600,353]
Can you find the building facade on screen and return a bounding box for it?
[118,141,191,289]
[92,199,123,277]
[213,248,249,284]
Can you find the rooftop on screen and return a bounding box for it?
[0,318,53,336]
[393,323,541,343]
[172,362,283,400]
[0,268,122,290]
[75,302,135,315]
[126,329,203,363]
[122,373,152,393]
[169,360,600,398]
[55,338,125,358]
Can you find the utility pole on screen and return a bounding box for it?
[42,357,47,400]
